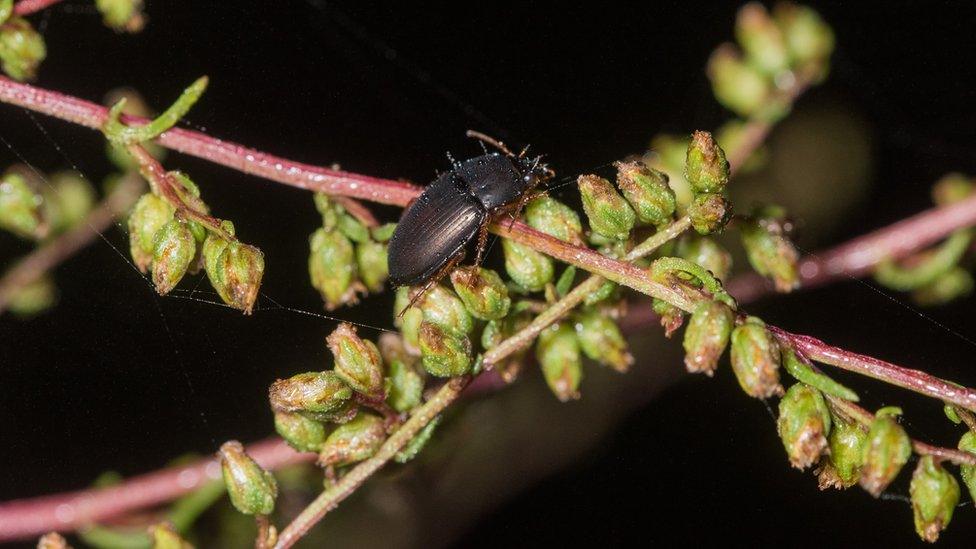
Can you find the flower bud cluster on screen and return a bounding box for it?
[309,193,393,310]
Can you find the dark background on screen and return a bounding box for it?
[2,0,976,546]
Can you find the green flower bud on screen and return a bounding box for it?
[574,309,632,373]
[394,416,441,464]
[730,318,783,398]
[525,195,584,244]
[0,171,46,239]
[536,323,582,402]
[268,371,352,419]
[819,416,867,489]
[318,412,386,467]
[150,220,196,295]
[707,44,770,117]
[677,236,732,280]
[688,193,732,235]
[42,171,95,234]
[326,323,385,398]
[218,440,277,516]
[912,266,974,306]
[481,308,532,382]
[7,275,56,317]
[735,3,789,76]
[309,227,359,310]
[957,432,976,502]
[773,3,835,68]
[578,174,636,240]
[128,193,175,272]
[0,17,46,81]
[274,410,328,453]
[355,238,389,293]
[652,298,685,338]
[931,173,973,206]
[740,206,799,292]
[394,287,423,352]
[684,131,730,195]
[910,455,960,543]
[777,383,831,469]
[202,220,233,279]
[371,222,397,242]
[682,300,734,376]
[450,266,511,321]
[95,0,145,33]
[614,160,675,226]
[36,532,69,549]
[502,238,554,292]
[419,321,472,377]
[209,241,264,314]
[418,284,474,335]
[387,358,423,412]
[859,407,912,497]
[337,210,370,244]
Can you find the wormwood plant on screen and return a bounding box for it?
[2,1,976,547]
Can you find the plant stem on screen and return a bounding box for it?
[0,438,311,542]
[484,216,691,368]
[0,77,423,206]
[725,69,813,173]
[273,376,470,549]
[0,172,144,314]
[5,76,976,540]
[826,396,976,466]
[725,192,976,303]
[126,143,235,241]
[773,328,976,412]
[12,0,62,16]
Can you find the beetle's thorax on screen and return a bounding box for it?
[456,153,535,210]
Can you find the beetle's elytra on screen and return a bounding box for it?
[387,135,552,289]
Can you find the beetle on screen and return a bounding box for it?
[387,131,553,297]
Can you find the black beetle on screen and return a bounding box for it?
[387,132,553,294]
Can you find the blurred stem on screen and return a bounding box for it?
[725,68,814,172]
[826,396,976,466]
[12,0,63,16]
[0,172,144,314]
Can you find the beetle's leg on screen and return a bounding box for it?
[397,250,465,319]
[473,221,490,266]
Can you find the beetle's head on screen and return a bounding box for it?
[515,154,554,192]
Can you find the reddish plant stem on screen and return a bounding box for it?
[772,328,976,411]
[726,191,976,303]
[0,439,313,542]
[0,77,422,206]
[0,172,144,313]
[12,0,63,16]
[3,76,976,539]
[827,396,976,466]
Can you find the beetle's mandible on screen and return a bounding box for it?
[387,132,553,295]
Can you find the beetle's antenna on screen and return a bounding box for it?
[466,129,515,157]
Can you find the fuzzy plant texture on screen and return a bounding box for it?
[0,1,975,548]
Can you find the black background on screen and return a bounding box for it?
[2,0,976,547]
